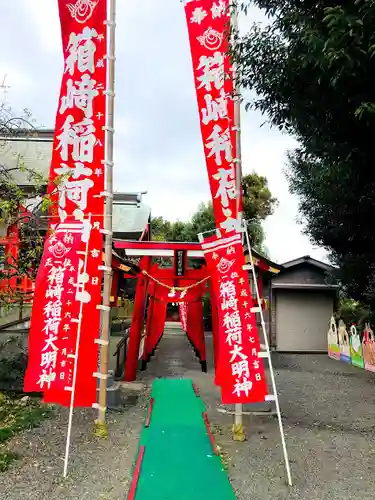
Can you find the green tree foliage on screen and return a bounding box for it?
[0,101,48,305]
[232,0,375,309]
[336,297,371,329]
[151,172,276,254]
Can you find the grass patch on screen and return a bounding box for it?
[0,451,19,472]
[0,392,53,471]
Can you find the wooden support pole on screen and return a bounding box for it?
[95,0,116,437]
[231,0,245,443]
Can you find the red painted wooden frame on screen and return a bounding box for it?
[202,412,217,455]
[145,398,154,428]
[127,445,145,500]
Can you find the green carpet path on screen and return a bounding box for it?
[131,378,236,500]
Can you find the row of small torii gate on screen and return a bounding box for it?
[113,239,276,382]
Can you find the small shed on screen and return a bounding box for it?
[271,256,338,352]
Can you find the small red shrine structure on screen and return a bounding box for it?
[113,240,280,382]
[114,241,211,381]
[0,213,34,301]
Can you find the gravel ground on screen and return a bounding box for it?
[0,392,148,499]
[2,329,375,499]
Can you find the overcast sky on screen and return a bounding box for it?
[0,0,328,264]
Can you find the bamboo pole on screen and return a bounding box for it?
[95,0,116,437]
[231,0,245,442]
[243,222,293,486]
[63,218,91,476]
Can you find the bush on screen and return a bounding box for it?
[0,337,27,391]
[335,298,372,329]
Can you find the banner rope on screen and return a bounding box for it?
[141,270,210,291]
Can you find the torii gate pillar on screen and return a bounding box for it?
[124,256,151,382]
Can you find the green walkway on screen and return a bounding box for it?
[129,378,236,500]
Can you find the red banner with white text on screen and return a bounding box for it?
[202,233,268,404]
[184,0,241,233]
[179,302,188,331]
[24,0,107,407]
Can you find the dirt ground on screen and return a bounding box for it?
[1,329,375,500]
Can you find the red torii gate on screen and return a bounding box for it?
[114,241,220,382]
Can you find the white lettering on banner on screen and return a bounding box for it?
[229,344,247,363]
[37,369,56,390]
[90,248,100,258]
[197,52,224,91]
[220,280,236,300]
[233,378,253,397]
[201,89,228,125]
[191,7,207,24]
[221,296,238,310]
[212,1,226,18]
[205,125,232,166]
[41,350,58,370]
[55,162,93,180]
[232,360,250,378]
[58,178,94,218]
[213,167,236,207]
[75,259,91,303]
[45,284,64,301]
[64,233,74,245]
[227,246,235,255]
[44,300,63,319]
[48,266,66,287]
[65,27,98,75]
[60,74,99,118]
[225,326,242,346]
[240,289,247,297]
[253,360,260,369]
[221,215,240,233]
[223,310,241,330]
[56,116,96,163]
[42,333,59,351]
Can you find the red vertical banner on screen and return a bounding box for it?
[202,233,268,404]
[179,302,188,331]
[184,0,241,233]
[24,0,107,407]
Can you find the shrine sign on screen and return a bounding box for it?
[24,0,107,407]
[202,232,268,404]
[184,0,241,233]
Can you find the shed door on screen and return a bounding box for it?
[276,290,333,351]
